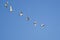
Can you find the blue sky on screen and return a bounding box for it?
[0,0,60,40]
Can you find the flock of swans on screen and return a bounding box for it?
[4,1,48,29]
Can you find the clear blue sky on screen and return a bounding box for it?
[0,0,60,40]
